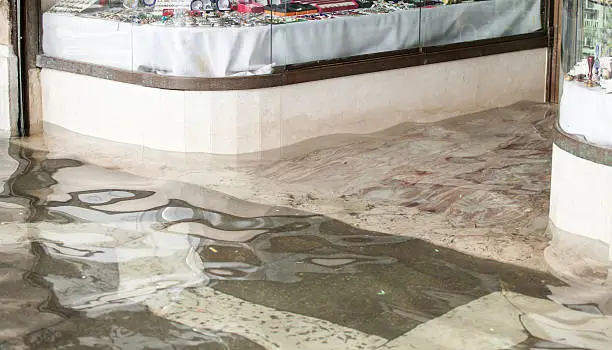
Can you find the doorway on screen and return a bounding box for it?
[12,0,40,137]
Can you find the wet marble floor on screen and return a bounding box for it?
[1,102,611,349]
[18,101,557,270]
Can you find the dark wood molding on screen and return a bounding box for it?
[14,0,41,137]
[23,0,39,70]
[36,56,287,90]
[554,121,612,167]
[37,32,548,91]
[546,0,562,103]
[8,0,18,52]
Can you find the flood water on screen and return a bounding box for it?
[0,137,610,349]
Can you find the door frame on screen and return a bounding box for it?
[11,0,40,137]
[546,0,563,103]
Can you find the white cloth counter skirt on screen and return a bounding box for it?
[42,0,542,77]
[559,80,612,148]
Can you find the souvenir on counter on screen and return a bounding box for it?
[143,0,157,7]
[48,0,99,13]
[155,0,192,9]
[265,2,318,16]
[191,0,214,11]
[565,54,612,92]
[417,0,442,7]
[308,0,359,13]
[355,0,374,8]
[237,0,265,13]
[216,0,232,11]
[123,0,139,8]
[587,55,596,87]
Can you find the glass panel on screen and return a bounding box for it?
[128,0,272,77]
[270,0,422,69]
[42,0,136,73]
[560,0,612,147]
[419,0,543,47]
[39,0,549,78]
[561,0,612,90]
[41,0,275,77]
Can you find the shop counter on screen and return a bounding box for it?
[42,0,541,77]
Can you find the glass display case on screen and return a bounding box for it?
[40,0,544,78]
[560,0,612,147]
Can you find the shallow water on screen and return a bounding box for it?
[0,138,610,349]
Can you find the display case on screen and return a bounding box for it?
[40,0,544,78]
[547,0,612,280]
[559,0,612,146]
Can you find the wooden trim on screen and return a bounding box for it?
[23,0,39,70]
[9,0,18,52]
[36,56,287,91]
[284,48,421,70]
[419,31,546,53]
[15,0,41,137]
[546,0,563,103]
[37,32,548,91]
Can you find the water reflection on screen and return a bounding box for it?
[0,140,608,349]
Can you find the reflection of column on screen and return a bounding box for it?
[33,210,209,314]
[33,225,208,314]
[0,140,23,221]
[0,141,67,343]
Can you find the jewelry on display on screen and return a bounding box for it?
[565,74,574,81]
[49,0,448,27]
[123,0,139,8]
[191,0,204,10]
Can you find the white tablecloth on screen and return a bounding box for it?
[43,0,542,77]
[420,0,542,46]
[560,80,612,148]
